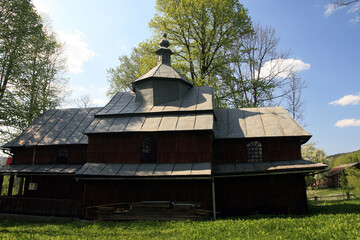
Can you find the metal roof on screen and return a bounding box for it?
[76,162,211,177]
[327,162,360,177]
[84,112,213,134]
[0,164,83,174]
[96,86,213,116]
[214,107,311,142]
[133,63,193,87]
[3,108,101,147]
[213,159,327,176]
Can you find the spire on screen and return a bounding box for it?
[155,33,173,65]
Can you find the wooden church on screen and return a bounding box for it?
[0,35,326,220]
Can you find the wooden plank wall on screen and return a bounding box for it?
[84,179,213,211]
[213,137,302,163]
[23,175,83,200]
[12,145,88,164]
[87,131,213,163]
[215,174,308,216]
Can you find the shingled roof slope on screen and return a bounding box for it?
[2,108,101,147]
[214,107,311,142]
[96,86,213,116]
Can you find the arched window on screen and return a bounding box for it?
[246,141,263,163]
[57,147,69,164]
[141,136,157,163]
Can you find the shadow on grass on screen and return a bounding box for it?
[308,199,360,215]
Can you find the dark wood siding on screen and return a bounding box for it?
[22,175,83,200]
[213,137,302,163]
[215,174,308,215]
[87,131,213,163]
[11,145,87,164]
[83,179,212,211]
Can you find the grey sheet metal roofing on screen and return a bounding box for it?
[213,107,311,142]
[84,112,214,134]
[76,162,211,177]
[95,86,214,116]
[133,63,193,87]
[3,108,101,147]
[0,164,82,174]
[213,159,327,176]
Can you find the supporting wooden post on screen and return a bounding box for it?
[18,177,24,195]
[212,177,216,220]
[82,183,87,218]
[0,175,3,196]
[7,175,14,196]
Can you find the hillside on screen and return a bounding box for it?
[328,149,360,168]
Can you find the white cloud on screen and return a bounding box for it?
[335,119,360,127]
[32,0,51,14]
[56,30,96,74]
[70,85,86,92]
[324,4,339,17]
[259,58,311,79]
[92,98,108,107]
[329,93,360,106]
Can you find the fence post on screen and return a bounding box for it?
[314,194,318,201]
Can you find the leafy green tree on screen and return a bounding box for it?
[107,39,158,96]
[302,142,328,186]
[0,0,68,144]
[107,0,252,106]
[331,150,360,168]
[301,142,327,164]
[107,1,307,111]
[345,167,360,195]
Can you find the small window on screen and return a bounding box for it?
[246,141,263,162]
[57,147,69,164]
[141,136,157,163]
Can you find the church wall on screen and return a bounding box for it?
[11,145,88,164]
[87,131,213,163]
[213,137,302,163]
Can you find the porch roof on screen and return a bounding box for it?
[76,162,212,178]
[0,164,82,175]
[213,159,327,176]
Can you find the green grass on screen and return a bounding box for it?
[1,199,360,239]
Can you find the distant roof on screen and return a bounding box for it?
[133,63,193,87]
[3,108,101,147]
[214,107,311,142]
[96,86,213,116]
[328,162,360,177]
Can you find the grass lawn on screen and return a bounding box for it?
[0,199,360,239]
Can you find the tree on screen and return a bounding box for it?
[345,167,360,195]
[0,0,68,143]
[224,23,299,108]
[107,1,307,111]
[302,142,327,164]
[107,40,158,97]
[302,142,327,187]
[149,0,252,89]
[74,94,93,108]
[331,0,359,7]
[282,72,307,125]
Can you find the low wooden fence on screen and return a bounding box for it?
[0,196,81,217]
[309,193,358,201]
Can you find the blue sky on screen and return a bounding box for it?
[32,0,360,155]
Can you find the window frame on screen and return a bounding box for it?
[246,141,263,163]
[140,136,157,163]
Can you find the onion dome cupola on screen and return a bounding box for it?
[132,34,193,105]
